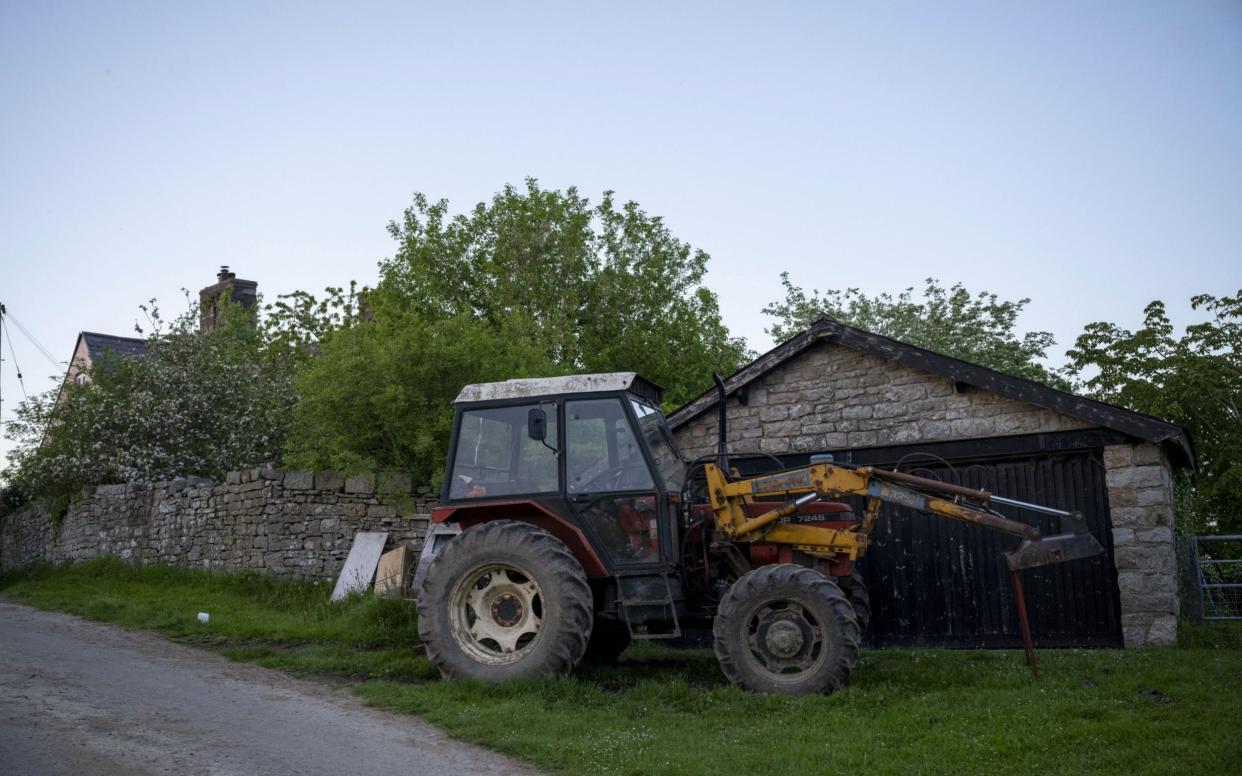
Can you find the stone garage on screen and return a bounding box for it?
[670,316,1192,648]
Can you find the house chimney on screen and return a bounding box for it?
[199,267,258,332]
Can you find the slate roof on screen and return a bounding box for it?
[81,332,148,361]
[668,315,1194,467]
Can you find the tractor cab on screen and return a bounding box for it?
[436,372,685,576]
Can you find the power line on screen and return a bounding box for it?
[2,316,27,398]
[2,306,63,370]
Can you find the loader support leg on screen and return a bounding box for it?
[1010,570,1039,679]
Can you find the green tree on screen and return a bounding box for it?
[379,179,749,405]
[762,274,1063,385]
[287,181,750,484]
[1063,292,1242,534]
[286,310,558,485]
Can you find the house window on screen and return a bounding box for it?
[74,373,88,386]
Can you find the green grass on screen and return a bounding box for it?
[4,559,1240,775]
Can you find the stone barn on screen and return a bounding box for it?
[670,316,1191,648]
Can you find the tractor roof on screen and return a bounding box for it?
[455,372,663,405]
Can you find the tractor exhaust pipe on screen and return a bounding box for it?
[713,373,729,474]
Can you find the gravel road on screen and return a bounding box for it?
[0,600,536,775]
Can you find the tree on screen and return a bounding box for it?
[762,274,1063,385]
[287,181,751,483]
[378,179,750,405]
[2,296,300,512]
[1063,292,1242,534]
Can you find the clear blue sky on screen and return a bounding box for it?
[2,2,1240,463]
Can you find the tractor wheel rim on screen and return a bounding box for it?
[449,562,544,665]
[744,599,826,679]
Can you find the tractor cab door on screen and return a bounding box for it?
[564,397,671,571]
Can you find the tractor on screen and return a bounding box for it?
[415,372,1103,695]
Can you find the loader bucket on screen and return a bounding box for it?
[1005,532,1104,571]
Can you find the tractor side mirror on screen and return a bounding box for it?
[528,405,559,455]
[528,408,547,441]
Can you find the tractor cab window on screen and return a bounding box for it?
[566,399,655,494]
[449,404,559,499]
[630,399,685,492]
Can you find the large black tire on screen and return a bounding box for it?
[416,520,593,682]
[836,570,871,633]
[582,617,632,665]
[713,564,860,695]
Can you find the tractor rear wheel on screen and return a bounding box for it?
[713,564,860,695]
[416,520,593,682]
[835,570,871,633]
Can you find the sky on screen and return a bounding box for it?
[1,1,1240,464]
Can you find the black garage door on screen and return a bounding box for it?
[732,443,1124,648]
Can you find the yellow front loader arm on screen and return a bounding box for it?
[703,460,1101,571]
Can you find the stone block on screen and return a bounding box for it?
[284,470,314,490]
[95,484,127,497]
[1145,614,1177,646]
[1107,488,1138,508]
[1133,444,1165,466]
[345,474,376,494]
[1106,464,1167,491]
[841,405,873,420]
[847,430,878,447]
[225,471,242,485]
[759,406,790,422]
[1114,545,1175,573]
[314,470,345,491]
[1136,488,1172,507]
[1135,526,1173,545]
[259,467,284,481]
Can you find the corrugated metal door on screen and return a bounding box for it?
[856,450,1123,647]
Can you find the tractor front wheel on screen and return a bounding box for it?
[835,570,871,633]
[713,564,860,695]
[416,520,594,682]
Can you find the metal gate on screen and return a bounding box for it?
[1191,535,1242,620]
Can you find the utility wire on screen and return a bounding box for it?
[2,316,27,399]
[3,307,62,370]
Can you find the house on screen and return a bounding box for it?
[670,316,1191,648]
[60,267,258,394]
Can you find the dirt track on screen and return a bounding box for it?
[0,601,535,775]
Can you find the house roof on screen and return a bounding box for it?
[668,315,1194,467]
[80,331,148,361]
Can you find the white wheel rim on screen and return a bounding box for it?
[449,562,544,665]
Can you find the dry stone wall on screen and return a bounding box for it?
[1,468,436,580]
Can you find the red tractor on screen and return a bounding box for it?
[416,373,1101,694]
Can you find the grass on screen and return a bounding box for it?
[3,558,1240,775]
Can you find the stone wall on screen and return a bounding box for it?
[1104,444,1179,647]
[1,468,436,580]
[675,342,1093,461]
